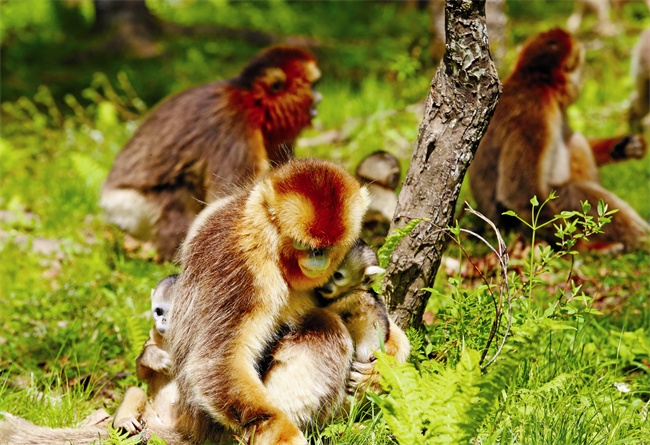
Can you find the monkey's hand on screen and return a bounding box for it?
[347,360,379,394]
[113,416,143,435]
[141,346,173,374]
[613,135,647,160]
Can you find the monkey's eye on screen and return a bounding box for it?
[292,240,311,251]
[154,308,164,317]
[270,80,285,92]
[332,270,349,286]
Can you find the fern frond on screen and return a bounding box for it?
[70,153,108,191]
[372,348,520,444]
[377,219,425,269]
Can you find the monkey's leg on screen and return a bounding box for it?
[113,386,147,434]
[262,308,354,429]
[348,319,410,396]
[384,319,411,363]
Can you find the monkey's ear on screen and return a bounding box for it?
[365,266,386,281]
[150,288,155,300]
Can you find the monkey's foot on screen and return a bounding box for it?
[347,361,379,394]
[248,416,307,445]
[113,416,144,435]
[615,135,647,159]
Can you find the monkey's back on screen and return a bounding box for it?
[104,81,259,200]
[470,61,572,227]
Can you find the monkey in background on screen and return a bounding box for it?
[101,46,322,262]
[469,28,649,251]
[629,28,650,135]
[169,159,369,444]
[355,151,402,248]
[113,274,179,436]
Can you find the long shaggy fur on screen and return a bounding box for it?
[469,28,649,249]
[169,159,368,444]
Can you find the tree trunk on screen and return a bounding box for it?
[429,0,508,68]
[383,0,501,330]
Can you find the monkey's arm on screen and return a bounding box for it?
[136,332,172,381]
[588,136,647,165]
[113,387,148,434]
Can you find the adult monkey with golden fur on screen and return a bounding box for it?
[101,46,322,261]
[469,28,649,250]
[169,159,369,444]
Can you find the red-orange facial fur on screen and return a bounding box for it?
[265,159,369,290]
[228,47,320,161]
[510,28,581,107]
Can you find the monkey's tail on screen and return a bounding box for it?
[0,412,108,445]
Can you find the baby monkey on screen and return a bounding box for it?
[316,239,410,393]
[113,274,179,435]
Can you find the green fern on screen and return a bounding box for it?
[102,289,149,363]
[377,219,424,269]
[370,348,518,444]
[121,297,150,363]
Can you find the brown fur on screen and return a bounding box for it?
[469,28,649,250]
[168,159,369,444]
[630,28,650,135]
[101,46,321,261]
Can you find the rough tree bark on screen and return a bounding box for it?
[383,0,501,330]
[429,0,508,68]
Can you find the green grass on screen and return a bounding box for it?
[1,1,649,444]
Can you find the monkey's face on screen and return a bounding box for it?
[278,237,349,292]
[239,47,322,143]
[152,302,171,335]
[265,159,370,291]
[315,255,364,300]
[563,42,585,105]
[316,240,385,300]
